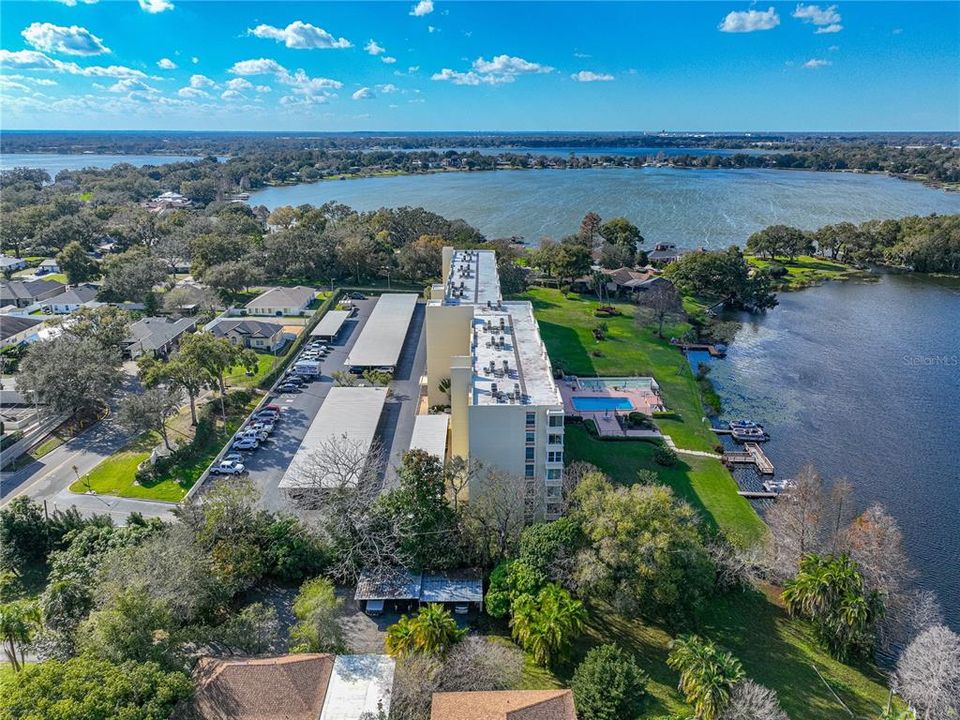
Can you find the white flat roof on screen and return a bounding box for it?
[409,414,449,461]
[311,310,350,338]
[319,654,395,720]
[444,249,501,306]
[279,387,388,490]
[345,294,418,368]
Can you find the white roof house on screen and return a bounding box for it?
[245,286,317,317]
[279,387,388,491]
[345,294,418,370]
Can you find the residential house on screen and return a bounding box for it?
[144,191,192,211]
[123,316,197,359]
[178,653,395,720]
[0,255,28,274]
[245,285,317,317]
[0,316,45,350]
[648,242,685,266]
[571,267,671,298]
[0,279,66,308]
[431,690,577,720]
[207,318,285,353]
[43,284,99,314]
[37,258,60,275]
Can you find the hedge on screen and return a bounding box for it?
[258,290,342,390]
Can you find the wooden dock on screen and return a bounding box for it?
[722,442,775,475]
[738,490,779,499]
[677,342,727,358]
[712,427,733,435]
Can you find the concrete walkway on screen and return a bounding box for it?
[662,435,723,459]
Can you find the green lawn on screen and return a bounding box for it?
[522,287,718,451]
[747,255,869,291]
[565,425,766,547]
[225,351,280,388]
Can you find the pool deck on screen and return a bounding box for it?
[560,376,665,438]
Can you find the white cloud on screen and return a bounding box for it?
[352,87,375,100]
[433,54,554,86]
[0,49,147,79]
[228,58,286,76]
[718,7,780,32]
[382,56,397,64]
[189,73,217,88]
[803,58,831,68]
[428,25,438,33]
[249,21,351,49]
[191,56,199,64]
[229,58,342,102]
[410,0,434,16]
[53,0,99,4]
[21,22,110,56]
[573,52,591,59]
[157,57,177,69]
[793,4,842,33]
[225,77,253,91]
[571,70,614,82]
[221,89,244,100]
[255,85,271,93]
[108,78,157,93]
[365,39,385,55]
[377,83,399,93]
[177,86,208,98]
[139,0,174,14]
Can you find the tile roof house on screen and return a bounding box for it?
[245,286,317,317]
[43,284,99,314]
[207,318,286,352]
[647,243,685,265]
[0,279,66,308]
[124,316,197,359]
[179,653,395,720]
[431,690,577,720]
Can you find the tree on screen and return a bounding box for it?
[461,469,532,567]
[0,498,49,578]
[117,386,183,451]
[782,554,882,661]
[397,234,445,283]
[510,583,586,666]
[55,305,130,350]
[517,517,582,588]
[572,474,714,626]
[667,635,745,720]
[378,450,460,570]
[386,604,466,657]
[78,588,177,666]
[485,559,546,619]
[719,680,789,720]
[203,259,263,300]
[179,332,243,418]
[579,212,602,244]
[598,242,636,269]
[100,246,168,302]
[841,503,913,601]
[599,217,644,249]
[56,241,99,284]
[267,205,298,229]
[289,577,344,653]
[764,464,825,578]
[664,247,777,312]
[17,334,122,419]
[0,657,192,720]
[0,600,40,672]
[746,225,808,261]
[551,239,593,283]
[189,232,251,277]
[893,624,960,720]
[571,643,648,720]
[636,281,682,337]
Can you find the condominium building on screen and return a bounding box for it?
[425,247,565,518]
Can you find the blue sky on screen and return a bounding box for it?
[1,1,957,131]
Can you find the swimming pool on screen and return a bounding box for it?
[577,376,655,391]
[572,396,635,412]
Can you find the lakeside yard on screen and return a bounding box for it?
[746,254,872,290]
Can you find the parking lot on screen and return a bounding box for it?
[222,296,427,512]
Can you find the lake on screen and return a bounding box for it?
[250,167,960,247]
[690,274,960,630]
[0,153,202,177]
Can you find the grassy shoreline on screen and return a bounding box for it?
[747,254,875,291]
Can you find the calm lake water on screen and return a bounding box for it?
[691,274,960,629]
[0,153,202,177]
[250,167,960,246]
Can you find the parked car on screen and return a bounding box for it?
[348,292,367,300]
[238,428,269,442]
[256,410,280,422]
[210,460,246,475]
[283,374,306,385]
[277,382,301,393]
[264,404,281,413]
[223,452,243,463]
[250,421,275,434]
[232,437,259,451]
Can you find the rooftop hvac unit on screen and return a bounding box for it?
[514,382,521,395]
[490,382,498,395]
[499,317,505,330]
[499,335,506,348]
[489,359,496,373]
[502,359,509,372]
[486,300,492,309]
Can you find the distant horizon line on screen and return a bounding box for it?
[2,128,958,136]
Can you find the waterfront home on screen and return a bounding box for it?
[144,190,192,211]
[207,318,286,352]
[245,285,317,317]
[178,653,395,720]
[0,279,66,308]
[648,243,685,266]
[572,266,670,297]
[123,316,197,359]
[43,284,99,314]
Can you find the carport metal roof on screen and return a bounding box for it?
[345,293,418,369]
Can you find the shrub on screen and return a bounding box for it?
[653,445,679,467]
[767,262,788,278]
[572,643,648,720]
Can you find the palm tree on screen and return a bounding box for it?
[412,603,465,654]
[510,584,587,666]
[385,615,417,657]
[667,634,744,720]
[0,600,41,672]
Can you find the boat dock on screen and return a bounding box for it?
[737,490,779,499]
[722,442,775,474]
[677,342,727,358]
[712,427,733,435]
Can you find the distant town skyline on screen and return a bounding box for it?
[1,1,957,132]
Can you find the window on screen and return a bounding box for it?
[546,485,561,498]
[525,447,535,461]
[525,431,536,444]
[546,503,561,517]
[525,464,535,478]
[548,415,564,428]
[548,451,563,464]
[548,433,563,445]
[547,469,562,480]
[526,412,536,427]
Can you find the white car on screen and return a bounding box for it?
[238,429,269,442]
[251,421,275,434]
[232,437,259,451]
[210,460,246,475]
[222,452,243,464]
